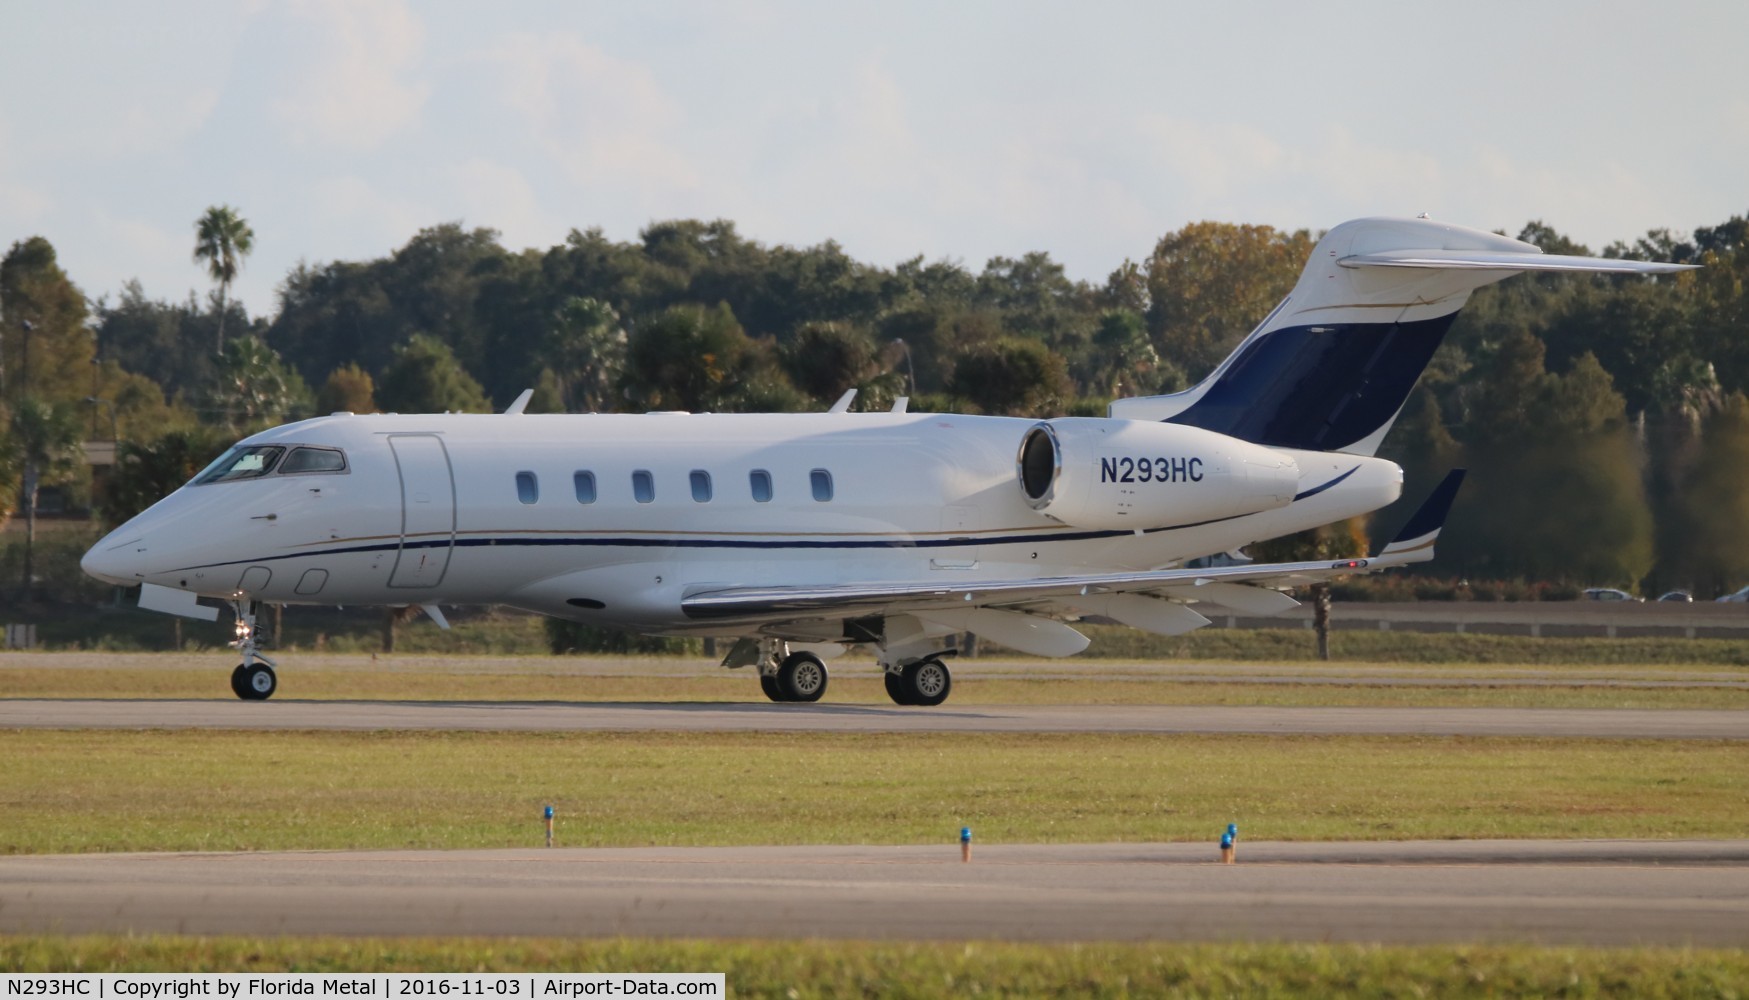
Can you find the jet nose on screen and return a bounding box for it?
[81,534,146,585]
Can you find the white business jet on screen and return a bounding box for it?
[81,217,1691,703]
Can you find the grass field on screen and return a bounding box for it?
[2,729,1743,853]
[5,650,1749,708]
[6,649,1745,987]
[4,935,1747,997]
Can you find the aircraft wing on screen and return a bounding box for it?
[682,470,1466,632]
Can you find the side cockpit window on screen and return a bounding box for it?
[281,447,348,475]
[193,445,285,484]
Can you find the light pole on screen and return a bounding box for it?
[84,397,118,442]
[17,318,32,398]
[892,338,916,396]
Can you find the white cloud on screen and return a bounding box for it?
[1135,114,1294,209]
[0,118,54,223]
[74,207,196,306]
[273,0,429,148]
[706,57,955,256]
[1438,147,1675,249]
[446,159,549,249]
[305,175,429,244]
[477,33,698,197]
[41,85,224,161]
[1129,116,1454,231]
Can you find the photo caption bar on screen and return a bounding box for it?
[2,976,724,999]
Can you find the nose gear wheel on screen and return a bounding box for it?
[227,598,279,700]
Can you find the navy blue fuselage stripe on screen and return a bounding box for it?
[1166,315,1458,450]
[160,467,1361,575]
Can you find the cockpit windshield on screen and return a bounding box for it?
[191,444,350,485]
[193,445,285,484]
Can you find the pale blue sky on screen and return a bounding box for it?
[2,1,1744,318]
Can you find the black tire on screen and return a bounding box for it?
[237,663,277,701]
[777,652,828,703]
[883,669,914,705]
[230,664,249,699]
[759,674,784,701]
[902,658,951,707]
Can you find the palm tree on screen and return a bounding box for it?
[549,296,627,412]
[211,334,303,432]
[193,205,255,353]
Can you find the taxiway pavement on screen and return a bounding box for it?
[2,841,1745,946]
[3,698,1745,738]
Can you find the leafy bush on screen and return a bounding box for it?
[544,618,700,656]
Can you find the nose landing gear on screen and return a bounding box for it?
[228,599,278,701]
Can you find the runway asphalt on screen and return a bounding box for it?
[2,841,1745,946]
[3,698,1745,737]
[6,677,1743,947]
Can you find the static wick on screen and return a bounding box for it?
[960,826,972,863]
[1220,823,1238,865]
[545,804,555,848]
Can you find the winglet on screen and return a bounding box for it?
[828,389,857,413]
[1377,469,1466,561]
[503,389,534,415]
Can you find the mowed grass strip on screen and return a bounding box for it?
[1,731,1743,853]
[5,935,1749,998]
[1081,625,1749,666]
[5,663,1748,709]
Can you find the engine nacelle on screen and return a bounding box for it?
[1017,417,1299,530]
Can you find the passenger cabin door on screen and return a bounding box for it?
[388,435,455,588]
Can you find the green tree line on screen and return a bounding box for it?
[5,209,1749,598]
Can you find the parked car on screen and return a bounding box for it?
[1582,587,1642,602]
[1717,585,1749,603]
[1656,590,1694,602]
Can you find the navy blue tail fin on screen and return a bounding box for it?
[1108,217,1694,455]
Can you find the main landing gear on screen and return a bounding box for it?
[883,656,952,707]
[228,599,278,701]
[727,636,953,706]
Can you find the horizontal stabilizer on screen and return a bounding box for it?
[1341,249,1697,275]
[1378,469,1466,561]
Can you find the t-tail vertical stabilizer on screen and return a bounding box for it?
[1110,217,1694,456]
